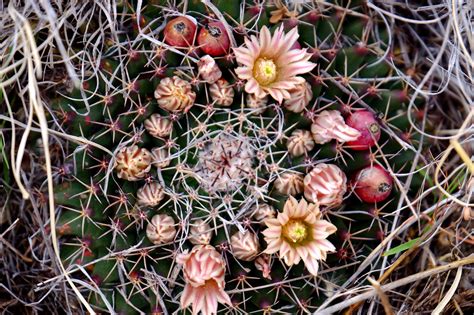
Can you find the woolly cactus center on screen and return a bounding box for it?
[195,134,254,192]
[283,220,309,244]
[253,57,277,86]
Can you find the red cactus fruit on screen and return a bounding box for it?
[197,21,230,56]
[346,110,381,150]
[163,16,197,48]
[352,164,393,203]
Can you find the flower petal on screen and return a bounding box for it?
[235,67,253,80]
[302,255,319,276]
[181,284,194,309]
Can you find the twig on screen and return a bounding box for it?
[367,277,394,315]
[315,256,474,314]
[432,266,463,315]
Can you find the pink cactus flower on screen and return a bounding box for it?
[262,196,337,276]
[177,245,232,314]
[304,163,347,207]
[234,25,315,103]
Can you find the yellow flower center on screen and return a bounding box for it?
[283,220,309,244]
[253,57,278,86]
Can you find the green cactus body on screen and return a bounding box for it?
[49,1,426,313]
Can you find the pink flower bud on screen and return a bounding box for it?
[189,219,212,245]
[209,79,234,106]
[137,182,165,207]
[311,110,360,144]
[151,147,171,168]
[304,163,347,207]
[287,129,315,156]
[155,76,196,112]
[144,114,173,138]
[274,172,304,195]
[146,214,176,244]
[231,231,260,261]
[252,203,276,224]
[246,93,268,114]
[255,254,272,280]
[198,55,222,84]
[177,245,231,314]
[283,81,313,113]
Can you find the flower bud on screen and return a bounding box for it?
[151,147,171,168]
[146,214,176,244]
[137,182,165,207]
[155,76,196,112]
[304,163,347,207]
[144,114,173,138]
[189,219,212,245]
[287,129,315,156]
[311,110,360,144]
[209,79,234,106]
[246,93,268,114]
[274,172,304,195]
[231,231,260,261]
[254,254,272,280]
[177,245,231,314]
[114,146,152,181]
[197,55,222,84]
[283,81,313,113]
[252,203,276,223]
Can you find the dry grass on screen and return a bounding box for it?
[0,0,472,314]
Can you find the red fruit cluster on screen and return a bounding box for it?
[164,17,229,57]
[343,111,393,203]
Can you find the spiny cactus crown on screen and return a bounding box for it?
[50,0,426,314]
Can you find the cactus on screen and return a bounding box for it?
[48,1,427,313]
